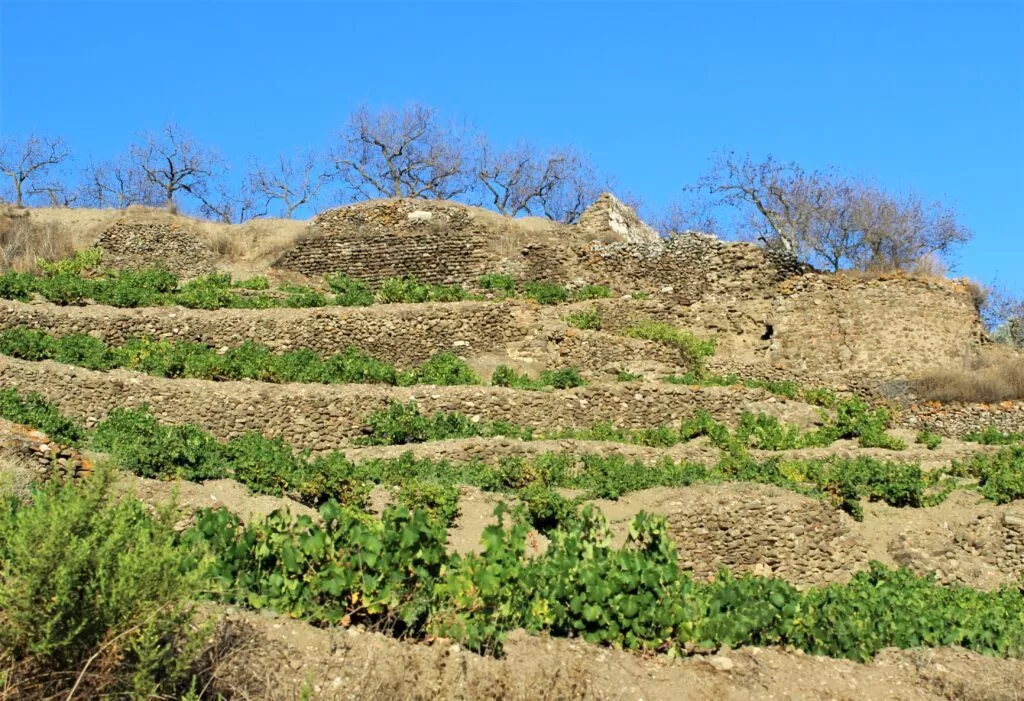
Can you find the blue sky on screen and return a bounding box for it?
[1,2,1021,292]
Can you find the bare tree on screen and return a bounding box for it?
[331,104,474,201]
[475,140,602,222]
[129,124,223,211]
[0,134,71,207]
[247,150,327,217]
[683,152,972,271]
[850,186,972,271]
[536,152,603,224]
[78,154,163,209]
[198,178,262,224]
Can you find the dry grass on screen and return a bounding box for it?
[0,208,75,271]
[913,346,1024,403]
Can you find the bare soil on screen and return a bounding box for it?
[202,604,1024,701]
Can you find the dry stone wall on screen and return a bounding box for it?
[657,484,868,588]
[500,234,800,300]
[765,275,987,379]
[0,357,785,454]
[0,300,525,366]
[273,200,498,284]
[0,299,691,375]
[901,401,1024,438]
[0,418,91,480]
[95,220,216,277]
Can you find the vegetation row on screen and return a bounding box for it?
[2,389,1022,529]
[0,251,617,310]
[3,469,1022,697]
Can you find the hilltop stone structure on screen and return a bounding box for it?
[575,192,660,244]
[95,219,216,277]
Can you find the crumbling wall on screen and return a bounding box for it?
[95,220,216,277]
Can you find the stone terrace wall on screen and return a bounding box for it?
[0,300,524,366]
[661,484,868,588]
[765,275,986,379]
[501,234,805,300]
[273,200,498,284]
[0,418,92,480]
[0,300,689,375]
[0,357,785,454]
[95,220,216,278]
[900,401,1024,438]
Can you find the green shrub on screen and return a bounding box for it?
[950,445,1024,504]
[91,407,226,481]
[325,272,375,306]
[807,398,906,450]
[174,273,239,309]
[538,367,587,389]
[0,470,207,697]
[491,365,546,390]
[0,388,84,445]
[0,271,35,301]
[402,351,480,386]
[376,276,467,304]
[523,281,570,304]
[616,370,643,381]
[519,483,578,533]
[964,425,1024,445]
[392,480,461,527]
[916,429,943,450]
[478,273,516,295]
[623,322,716,375]
[232,275,270,290]
[565,308,602,330]
[189,501,448,631]
[572,284,612,301]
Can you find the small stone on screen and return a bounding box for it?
[707,655,734,672]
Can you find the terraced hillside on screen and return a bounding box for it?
[1,199,1023,700]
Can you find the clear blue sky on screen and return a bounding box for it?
[1,2,1021,292]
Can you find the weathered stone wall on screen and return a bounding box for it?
[0,357,782,453]
[765,275,987,379]
[273,200,498,284]
[0,300,689,375]
[659,484,868,588]
[499,234,801,300]
[575,193,660,245]
[900,401,1024,437]
[0,418,91,480]
[95,220,216,277]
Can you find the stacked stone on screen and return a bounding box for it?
[0,418,91,480]
[95,220,216,278]
[575,192,660,245]
[274,200,495,284]
[0,356,788,455]
[900,401,1024,437]
[664,485,868,589]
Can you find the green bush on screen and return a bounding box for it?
[324,272,375,306]
[964,425,1024,445]
[478,273,516,295]
[0,326,484,387]
[523,281,570,304]
[538,367,587,389]
[616,370,643,382]
[392,480,461,527]
[916,429,943,450]
[0,388,84,445]
[0,470,207,697]
[91,407,226,481]
[232,275,270,290]
[402,351,479,386]
[808,398,906,450]
[623,322,716,375]
[950,445,1024,504]
[572,284,612,301]
[565,308,602,330]
[376,276,467,304]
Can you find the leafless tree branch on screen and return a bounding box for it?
[0,134,71,207]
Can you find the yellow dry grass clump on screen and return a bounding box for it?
[913,345,1024,403]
